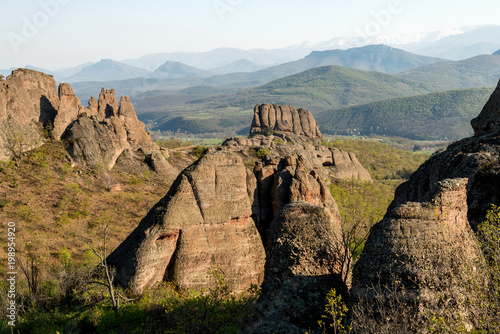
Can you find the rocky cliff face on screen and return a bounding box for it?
[250,104,322,139]
[0,68,176,178]
[352,178,487,331]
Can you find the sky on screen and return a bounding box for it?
[0,0,499,70]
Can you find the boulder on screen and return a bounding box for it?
[352,178,487,331]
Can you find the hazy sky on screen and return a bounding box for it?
[1,0,499,69]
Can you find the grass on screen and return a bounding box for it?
[0,140,172,274]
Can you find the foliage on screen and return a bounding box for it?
[322,138,430,180]
[318,288,351,334]
[256,148,270,158]
[195,145,207,159]
[135,65,439,137]
[475,204,500,331]
[164,266,257,334]
[316,87,493,140]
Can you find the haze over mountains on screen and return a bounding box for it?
[1,25,498,141]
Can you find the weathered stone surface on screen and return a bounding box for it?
[244,201,349,334]
[250,104,322,139]
[0,68,176,177]
[108,151,267,294]
[97,88,118,119]
[62,89,174,176]
[63,116,129,169]
[222,135,372,182]
[352,178,487,331]
[387,84,500,228]
[108,144,349,296]
[471,79,500,136]
[53,83,87,139]
[0,69,60,159]
[253,154,343,241]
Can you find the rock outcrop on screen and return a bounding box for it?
[0,68,176,178]
[61,91,173,174]
[0,69,60,159]
[245,201,348,334]
[352,178,487,331]
[250,104,322,139]
[223,134,372,182]
[108,149,349,296]
[350,83,500,331]
[107,151,267,294]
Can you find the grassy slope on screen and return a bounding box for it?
[316,87,495,140]
[395,55,500,90]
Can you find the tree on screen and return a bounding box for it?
[82,224,131,311]
[0,119,43,159]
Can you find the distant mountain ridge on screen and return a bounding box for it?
[412,26,500,60]
[315,87,495,140]
[67,59,150,83]
[71,44,449,100]
[396,55,500,90]
[153,61,213,79]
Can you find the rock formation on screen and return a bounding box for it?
[250,104,322,139]
[53,83,87,139]
[107,151,267,294]
[61,91,174,175]
[352,178,487,331]
[350,82,500,331]
[223,134,372,182]
[0,69,60,159]
[108,149,350,296]
[244,201,348,333]
[0,68,176,178]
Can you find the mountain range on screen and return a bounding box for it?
[2,25,498,83]
[70,44,450,101]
